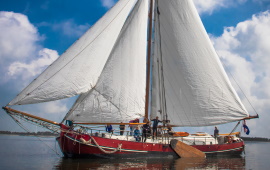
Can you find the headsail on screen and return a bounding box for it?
[151,0,249,126]
[8,0,138,106]
[63,0,148,123]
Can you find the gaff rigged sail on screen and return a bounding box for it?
[151,0,248,126]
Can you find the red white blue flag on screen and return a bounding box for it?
[243,120,250,135]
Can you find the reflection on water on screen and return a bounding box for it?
[54,156,245,169]
[174,158,206,170]
[176,157,245,170]
[1,136,267,169]
[55,157,175,169]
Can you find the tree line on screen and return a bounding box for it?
[0,131,57,136]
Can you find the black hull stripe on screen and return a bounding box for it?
[204,146,243,154]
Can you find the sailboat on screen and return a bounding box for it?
[3,0,258,158]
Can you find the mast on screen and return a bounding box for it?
[144,0,154,121]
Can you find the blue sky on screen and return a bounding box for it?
[0,0,270,138]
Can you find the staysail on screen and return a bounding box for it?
[63,0,148,123]
[151,0,249,126]
[8,0,138,106]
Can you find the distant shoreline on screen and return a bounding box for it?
[0,131,58,137]
[241,137,270,142]
[0,134,57,137]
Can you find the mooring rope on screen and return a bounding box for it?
[89,135,122,154]
[65,133,122,154]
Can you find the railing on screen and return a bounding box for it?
[71,125,182,144]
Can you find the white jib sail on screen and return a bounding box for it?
[151,0,248,126]
[9,0,137,105]
[64,0,148,123]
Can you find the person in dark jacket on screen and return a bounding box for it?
[119,122,125,135]
[106,124,113,133]
[142,122,151,142]
[151,116,162,139]
[214,126,219,139]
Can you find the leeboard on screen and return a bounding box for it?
[170,139,206,158]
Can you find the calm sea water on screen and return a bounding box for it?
[0,135,269,170]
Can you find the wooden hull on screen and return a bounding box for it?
[57,125,245,158]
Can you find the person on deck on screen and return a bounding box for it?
[167,124,174,136]
[119,122,125,135]
[214,126,219,139]
[134,126,141,142]
[106,124,113,133]
[142,121,151,142]
[129,118,139,136]
[129,119,134,136]
[151,116,162,139]
[66,120,74,129]
[129,120,134,136]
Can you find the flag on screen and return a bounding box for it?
[243,120,250,135]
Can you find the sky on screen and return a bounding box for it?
[0,0,270,138]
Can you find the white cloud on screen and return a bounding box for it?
[8,48,58,83]
[0,11,59,86]
[0,11,67,119]
[99,0,246,15]
[39,100,68,114]
[100,0,116,9]
[0,11,39,61]
[193,0,247,14]
[212,10,270,138]
[52,19,89,38]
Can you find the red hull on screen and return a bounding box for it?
[57,125,245,158]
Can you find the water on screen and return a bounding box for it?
[0,135,269,169]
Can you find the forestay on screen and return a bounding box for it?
[64,0,148,123]
[8,0,138,105]
[151,0,248,126]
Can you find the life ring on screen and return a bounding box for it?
[173,132,189,137]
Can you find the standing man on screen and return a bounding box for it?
[151,116,162,139]
[142,122,151,142]
[214,126,219,140]
[119,122,125,135]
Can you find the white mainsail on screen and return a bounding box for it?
[151,0,248,126]
[7,0,250,126]
[64,0,148,123]
[8,0,137,105]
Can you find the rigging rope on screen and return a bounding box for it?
[228,121,241,136]
[8,114,62,157]
[218,54,259,116]
[156,0,168,122]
